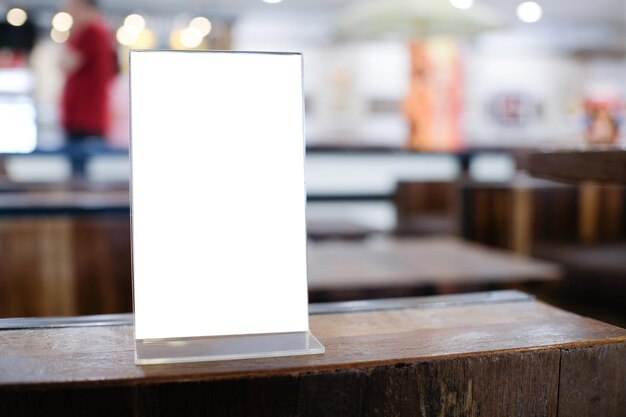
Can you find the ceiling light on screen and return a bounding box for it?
[7,8,28,27]
[517,1,542,23]
[262,0,283,4]
[189,17,212,37]
[124,14,145,35]
[52,12,73,32]
[449,0,474,10]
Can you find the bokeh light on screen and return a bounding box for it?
[52,12,74,32]
[189,17,212,36]
[124,14,146,35]
[517,2,543,23]
[7,8,28,27]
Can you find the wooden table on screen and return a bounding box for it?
[1,290,625,416]
[306,219,377,240]
[307,236,561,300]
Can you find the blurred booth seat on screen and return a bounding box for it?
[393,180,457,236]
[524,150,626,308]
[460,175,626,252]
[459,174,626,308]
[0,187,131,318]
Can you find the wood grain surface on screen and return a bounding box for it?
[1,297,625,416]
[558,342,626,417]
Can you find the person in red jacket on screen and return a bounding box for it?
[60,0,116,175]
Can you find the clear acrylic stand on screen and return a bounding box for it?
[135,331,324,365]
[130,50,324,365]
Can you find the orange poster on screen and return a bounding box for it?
[402,38,463,151]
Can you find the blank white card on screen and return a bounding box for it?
[130,51,309,340]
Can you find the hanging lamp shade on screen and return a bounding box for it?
[335,0,505,40]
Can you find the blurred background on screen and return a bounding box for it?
[0,0,624,325]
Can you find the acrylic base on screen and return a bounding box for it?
[135,331,325,365]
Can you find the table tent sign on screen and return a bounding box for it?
[130,50,324,364]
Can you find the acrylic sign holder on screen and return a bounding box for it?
[129,50,324,364]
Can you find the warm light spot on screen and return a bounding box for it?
[52,12,74,32]
[124,13,146,35]
[189,16,212,36]
[7,8,28,27]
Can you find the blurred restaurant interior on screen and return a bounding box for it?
[0,0,625,328]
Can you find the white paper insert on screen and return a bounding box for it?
[130,51,309,340]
